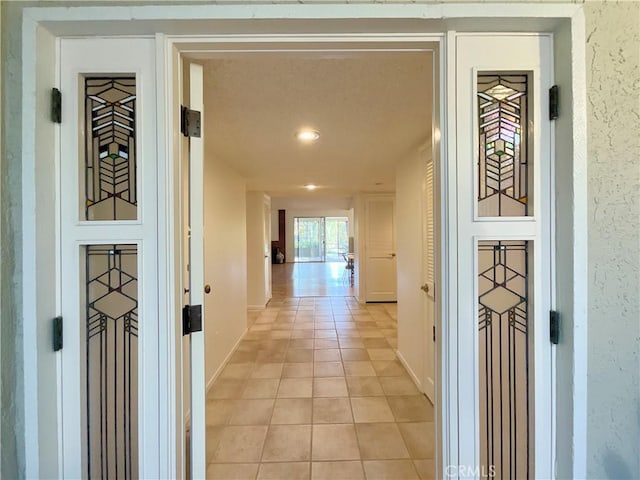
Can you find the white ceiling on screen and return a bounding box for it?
[200,50,433,204]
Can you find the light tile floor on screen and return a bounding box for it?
[271,263,354,298]
[207,297,435,480]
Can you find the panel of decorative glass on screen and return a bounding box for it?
[478,240,532,479]
[85,244,138,479]
[84,77,137,220]
[477,74,531,217]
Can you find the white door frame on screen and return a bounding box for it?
[20,4,587,479]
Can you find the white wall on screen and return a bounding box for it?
[353,195,364,302]
[247,191,270,309]
[395,148,426,388]
[203,158,248,387]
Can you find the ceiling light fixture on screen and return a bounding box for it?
[304,184,317,190]
[296,129,320,142]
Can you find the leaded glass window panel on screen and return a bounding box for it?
[478,240,532,479]
[85,244,138,479]
[84,77,137,220]
[477,74,531,217]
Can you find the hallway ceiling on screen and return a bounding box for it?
[201,50,433,202]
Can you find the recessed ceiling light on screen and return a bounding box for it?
[304,184,317,190]
[296,129,320,142]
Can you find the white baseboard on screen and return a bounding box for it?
[424,377,436,404]
[184,327,249,427]
[396,349,423,391]
[206,327,249,393]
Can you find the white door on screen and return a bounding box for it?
[59,38,159,478]
[183,62,207,479]
[422,151,436,402]
[364,195,397,302]
[263,199,272,302]
[455,34,554,478]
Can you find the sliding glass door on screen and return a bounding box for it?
[294,216,350,262]
[325,217,349,262]
[294,217,325,262]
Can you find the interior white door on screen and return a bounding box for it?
[455,34,553,479]
[422,151,436,402]
[59,38,159,479]
[185,62,206,479]
[365,195,397,302]
[263,199,272,302]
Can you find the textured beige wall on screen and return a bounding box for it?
[1,3,23,479]
[585,1,640,478]
[2,1,638,479]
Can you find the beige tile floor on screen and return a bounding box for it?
[271,263,354,298]
[207,296,435,480]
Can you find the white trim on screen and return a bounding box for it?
[166,38,185,480]
[570,10,589,476]
[562,9,589,478]
[54,34,63,480]
[186,62,206,480]
[154,31,177,479]
[441,29,458,478]
[25,3,583,25]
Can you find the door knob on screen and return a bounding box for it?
[420,284,429,293]
[390,253,396,257]
[204,284,211,294]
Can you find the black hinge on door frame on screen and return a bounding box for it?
[183,304,203,335]
[181,105,202,138]
[432,325,436,342]
[53,316,63,351]
[549,85,559,120]
[550,310,560,345]
[51,88,62,124]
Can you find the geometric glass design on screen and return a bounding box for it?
[478,74,530,217]
[85,244,138,478]
[85,77,137,220]
[478,240,531,479]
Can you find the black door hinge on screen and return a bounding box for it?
[53,316,63,351]
[181,106,201,138]
[51,88,62,123]
[549,85,559,120]
[550,310,560,344]
[183,304,203,335]
[432,325,436,342]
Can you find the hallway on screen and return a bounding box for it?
[205,287,435,479]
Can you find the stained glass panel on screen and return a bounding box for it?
[85,244,138,479]
[477,74,531,217]
[478,240,531,479]
[84,77,137,220]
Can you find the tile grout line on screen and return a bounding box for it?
[207,292,431,479]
